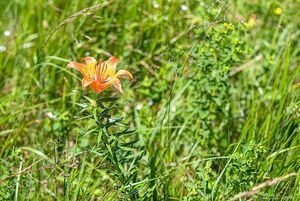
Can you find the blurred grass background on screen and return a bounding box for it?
[0,0,300,200]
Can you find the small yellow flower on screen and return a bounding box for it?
[190,188,198,196]
[224,23,234,31]
[274,7,282,15]
[245,14,256,29]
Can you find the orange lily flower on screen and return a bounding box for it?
[67,56,133,94]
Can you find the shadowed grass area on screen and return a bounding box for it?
[0,0,299,200]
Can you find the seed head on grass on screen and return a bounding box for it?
[67,56,133,94]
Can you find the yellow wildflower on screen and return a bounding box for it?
[274,7,282,15]
[245,14,256,29]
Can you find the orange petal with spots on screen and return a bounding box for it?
[107,57,119,76]
[83,57,97,78]
[89,79,115,94]
[96,60,107,82]
[82,76,95,88]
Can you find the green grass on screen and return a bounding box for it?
[0,0,300,200]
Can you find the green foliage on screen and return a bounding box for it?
[77,96,143,199]
[0,0,300,200]
[188,22,250,151]
[224,141,266,197]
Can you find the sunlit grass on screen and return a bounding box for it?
[0,0,299,200]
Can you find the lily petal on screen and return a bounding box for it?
[89,82,109,93]
[107,57,119,76]
[115,70,133,80]
[98,57,120,81]
[97,60,107,82]
[82,76,95,88]
[67,62,87,76]
[112,78,123,93]
[89,78,116,94]
[83,57,97,78]
[83,57,97,65]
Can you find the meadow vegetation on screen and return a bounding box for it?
[0,0,299,200]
